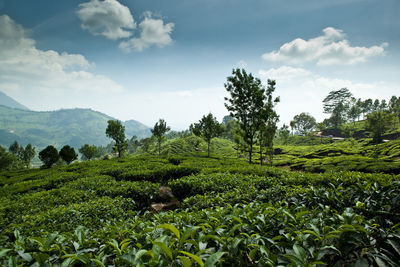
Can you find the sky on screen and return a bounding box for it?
[0,0,399,130]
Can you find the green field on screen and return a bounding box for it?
[1,151,400,266]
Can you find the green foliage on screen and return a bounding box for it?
[1,154,400,266]
[323,88,352,128]
[366,110,398,143]
[151,119,171,155]
[38,145,59,168]
[224,68,267,163]
[0,145,20,171]
[290,112,317,135]
[106,120,128,158]
[190,113,223,157]
[59,145,78,164]
[79,144,99,160]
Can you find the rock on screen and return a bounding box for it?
[151,186,180,213]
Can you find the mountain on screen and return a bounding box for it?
[0,105,151,149]
[0,91,30,110]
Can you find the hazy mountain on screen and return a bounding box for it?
[0,105,151,149]
[0,91,30,110]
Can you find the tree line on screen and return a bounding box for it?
[2,68,399,170]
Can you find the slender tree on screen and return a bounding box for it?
[224,68,266,163]
[258,79,279,166]
[279,124,290,145]
[190,113,223,157]
[22,144,35,168]
[151,119,171,155]
[106,120,128,158]
[9,141,20,155]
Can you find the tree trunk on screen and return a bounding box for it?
[249,140,253,164]
[259,140,263,166]
[207,140,210,157]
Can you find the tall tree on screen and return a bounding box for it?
[9,141,20,155]
[290,112,317,135]
[258,79,279,166]
[106,120,128,158]
[59,145,78,164]
[39,145,59,168]
[279,124,290,145]
[389,96,400,117]
[224,68,266,163]
[347,98,362,125]
[151,119,171,155]
[190,113,223,157]
[323,88,352,129]
[362,98,373,117]
[22,144,35,168]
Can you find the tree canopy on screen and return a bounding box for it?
[224,68,267,163]
[290,112,317,135]
[106,120,128,158]
[59,145,78,164]
[190,113,223,157]
[39,145,59,168]
[151,119,171,155]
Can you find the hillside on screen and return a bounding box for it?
[0,91,29,110]
[0,105,151,149]
[0,156,399,265]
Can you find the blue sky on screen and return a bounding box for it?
[0,0,399,130]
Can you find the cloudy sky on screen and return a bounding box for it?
[0,0,399,130]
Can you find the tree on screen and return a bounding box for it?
[106,120,128,158]
[347,98,362,124]
[224,68,267,163]
[366,111,397,144]
[323,88,352,128]
[9,141,20,155]
[389,96,400,116]
[0,145,19,170]
[39,145,59,168]
[190,113,223,157]
[79,144,99,160]
[128,136,140,154]
[372,99,380,112]
[139,137,153,153]
[362,98,373,117]
[257,79,279,166]
[59,145,78,164]
[22,144,35,168]
[290,112,317,135]
[151,119,171,155]
[279,124,290,145]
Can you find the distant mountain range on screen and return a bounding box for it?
[0,92,151,149]
[0,91,30,110]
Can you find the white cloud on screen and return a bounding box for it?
[262,27,387,66]
[0,15,124,111]
[119,12,174,52]
[259,66,399,125]
[76,0,136,40]
[259,66,311,83]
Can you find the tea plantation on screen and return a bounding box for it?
[1,155,400,266]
